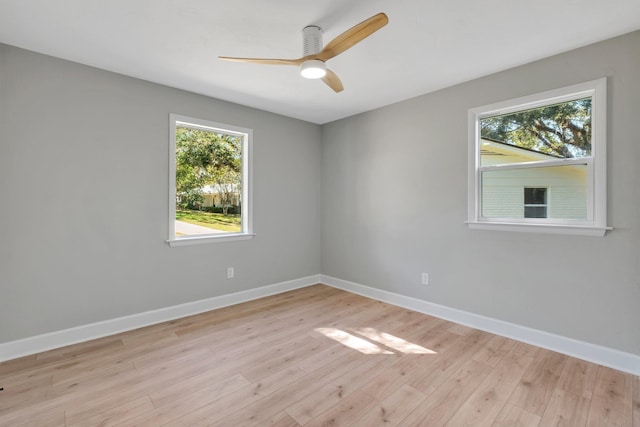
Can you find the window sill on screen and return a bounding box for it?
[466,221,611,237]
[167,233,255,247]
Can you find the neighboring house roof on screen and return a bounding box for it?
[481,137,563,161]
[202,183,239,194]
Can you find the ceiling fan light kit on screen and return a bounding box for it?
[300,59,327,79]
[219,12,389,92]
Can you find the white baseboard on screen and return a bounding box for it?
[0,275,321,363]
[321,274,640,376]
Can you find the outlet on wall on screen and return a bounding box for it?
[421,272,429,285]
[227,267,234,279]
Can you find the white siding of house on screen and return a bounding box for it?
[480,141,587,220]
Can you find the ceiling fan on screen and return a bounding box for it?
[218,12,389,93]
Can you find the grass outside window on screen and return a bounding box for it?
[176,209,241,234]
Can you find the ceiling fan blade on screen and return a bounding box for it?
[316,12,388,62]
[218,56,302,66]
[322,69,344,93]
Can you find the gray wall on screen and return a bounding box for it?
[0,44,322,342]
[321,31,640,355]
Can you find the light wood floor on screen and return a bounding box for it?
[1,285,638,426]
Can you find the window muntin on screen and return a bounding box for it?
[468,78,607,235]
[168,114,253,246]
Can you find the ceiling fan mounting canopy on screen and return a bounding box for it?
[218,12,389,93]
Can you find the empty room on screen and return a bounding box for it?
[1,1,639,426]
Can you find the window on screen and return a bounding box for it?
[468,78,609,236]
[168,114,253,246]
[524,188,547,218]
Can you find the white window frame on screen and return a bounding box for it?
[168,114,254,247]
[467,78,610,236]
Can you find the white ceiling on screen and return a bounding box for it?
[1,1,639,124]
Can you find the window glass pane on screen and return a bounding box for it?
[524,206,547,218]
[524,188,546,205]
[175,125,243,237]
[480,97,591,166]
[481,165,587,220]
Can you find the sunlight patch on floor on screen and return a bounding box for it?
[315,328,393,354]
[314,327,437,355]
[349,327,436,354]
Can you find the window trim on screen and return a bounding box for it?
[467,78,610,236]
[167,114,254,247]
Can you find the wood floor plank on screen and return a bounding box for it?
[129,339,216,371]
[0,354,38,377]
[51,358,136,387]
[0,374,53,413]
[166,366,308,426]
[633,375,640,426]
[148,363,247,409]
[259,411,301,427]
[557,356,599,400]
[293,341,353,373]
[285,382,346,425]
[200,375,322,425]
[510,340,543,359]
[198,321,301,369]
[218,353,396,426]
[492,403,542,427]
[65,395,154,427]
[471,335,517,367]
[586,366,634,426]
[115,374,251,426]
[0,285,637,426]
[360,353,438,401]
[508,348,567,416]
[304,389,379,427]
[239,335,326,382]
[35,336,125,363]
[0,405,66,427]
[443,346,536,426]
[286,353,398,425]
[15,345,223,422]
[539,389,590,427]
[352,384,427,426]
[405,328,466,356]
[447,322,477,336]
[327,299,402,327]
[406,330,494,396]
[397,358,493,426]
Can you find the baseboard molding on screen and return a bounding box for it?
[0,275,321,363]
[321,274,640,376]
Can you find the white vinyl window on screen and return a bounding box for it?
[168,114,253,246]
[467,78,609,236]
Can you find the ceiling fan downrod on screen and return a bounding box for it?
[302,25,323,56]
